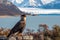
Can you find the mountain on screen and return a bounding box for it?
[0,1,29,16]
[40,1,60,9]
[25,0,60,9]
[7,0,60,9]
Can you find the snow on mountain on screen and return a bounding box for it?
[40,0,60,9]
[41,0,54,5]
[7,0,60,9]
[16,0,23,4]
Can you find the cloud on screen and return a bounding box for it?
[18,7,60,14]
[41,0,55,5]
[16,0,23,4]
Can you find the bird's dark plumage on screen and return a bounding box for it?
[7,15,26,37]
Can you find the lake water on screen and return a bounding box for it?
[0,15,60,32]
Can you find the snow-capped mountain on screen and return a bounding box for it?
[0,0,60,15]
[0,0,30,16]
[8,0,60,9]
[7,0,60,15]
[40,0,60,9]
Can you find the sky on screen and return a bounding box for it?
[0,15,60,32]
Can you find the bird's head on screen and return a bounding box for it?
[21,15,26,21]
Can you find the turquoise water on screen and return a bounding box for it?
[0,15,60,32]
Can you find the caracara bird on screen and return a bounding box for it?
[7,15,26,37]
